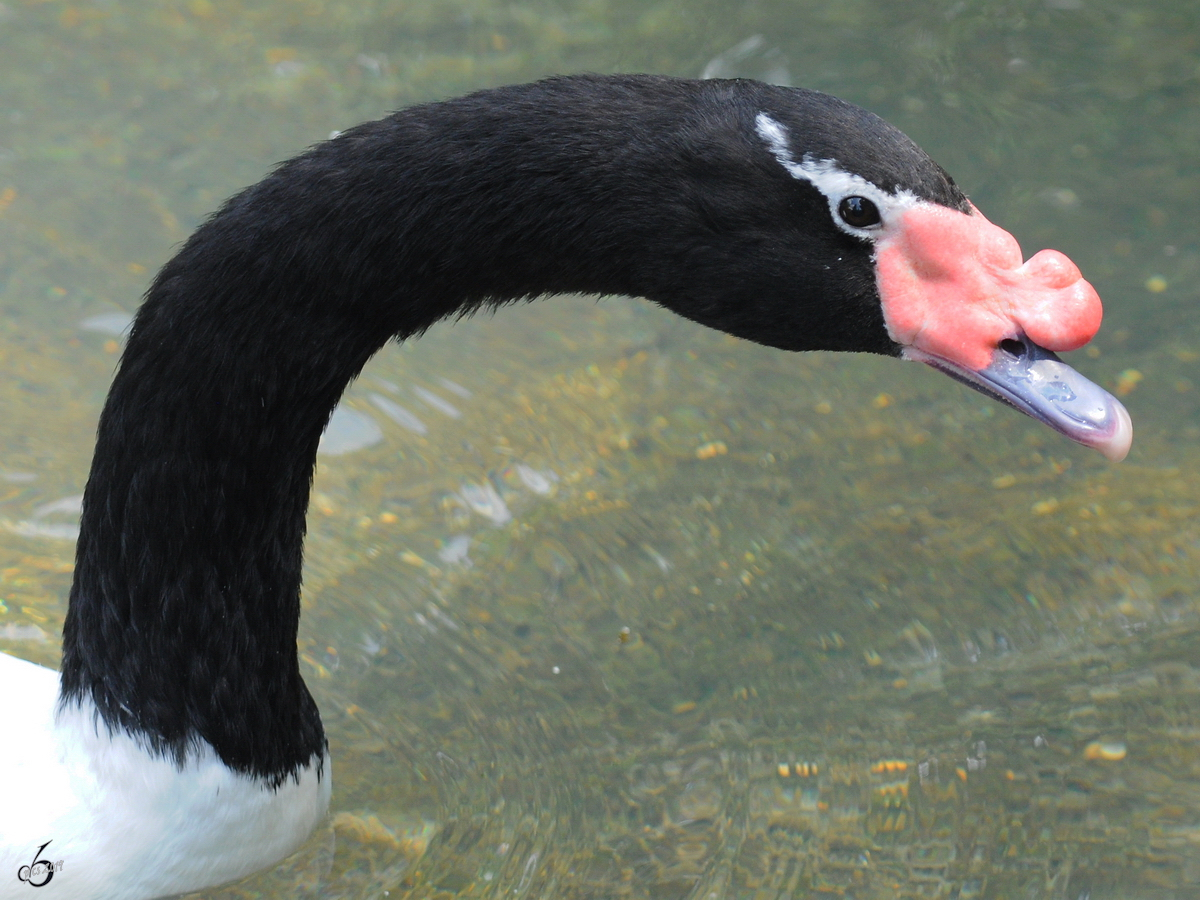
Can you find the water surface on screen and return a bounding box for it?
[1,1,1198,897]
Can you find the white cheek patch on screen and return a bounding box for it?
[754,112,920,239]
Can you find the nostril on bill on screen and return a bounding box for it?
[998,338,1025,357]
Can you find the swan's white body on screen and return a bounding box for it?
[0,652,330,900]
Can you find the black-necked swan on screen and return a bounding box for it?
[0,74,1131,900]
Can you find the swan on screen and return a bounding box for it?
[0,74,1131,900]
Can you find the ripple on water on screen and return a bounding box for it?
[458,480,511,525]
[3,493,83,541]
[412,385,461,418]
[514,463,557,496]
[437,534,472,565]
[318,405,383,456]
[369,393,427,435]
[438,377,472,398]
[80,311,134,337]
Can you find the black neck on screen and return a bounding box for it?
[57,76,714,780]
[58,74,918,781]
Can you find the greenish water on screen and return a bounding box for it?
[1,1,1199,897]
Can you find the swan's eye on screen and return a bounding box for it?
[837,196,881,228]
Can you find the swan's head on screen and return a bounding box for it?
[653,86,1129,461]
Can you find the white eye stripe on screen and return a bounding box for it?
[754,112,919,238]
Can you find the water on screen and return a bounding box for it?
[1,1,1198,897]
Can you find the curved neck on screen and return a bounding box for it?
[59,76,726,780]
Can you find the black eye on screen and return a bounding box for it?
[837,196,881,229]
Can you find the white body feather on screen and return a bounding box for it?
[0,652,330,900]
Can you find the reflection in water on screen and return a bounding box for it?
[0,0,1198,898]
[413,385,463,420]
[370,393,428,435]
[319,406,385,456]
